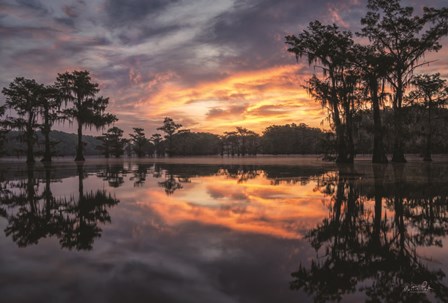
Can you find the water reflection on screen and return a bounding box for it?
[158,172,185,195]
[0,164,119,250]
[97,164,127,188]
[291,164,448,302]
[0,161,447,302]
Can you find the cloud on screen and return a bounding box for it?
[103,0,179,26]
[206,104,249,120]
[131,64,325,133]
[1,0,448,136]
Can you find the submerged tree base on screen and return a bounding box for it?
[392,153,407,163]
[372,153,388,164]
[336,155,354,164]
[75,156,85,162]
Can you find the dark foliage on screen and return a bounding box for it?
[55,70,117,161]
[260,123,326,155]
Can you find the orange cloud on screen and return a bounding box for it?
[136,64,326,133]
[136,174,330,239]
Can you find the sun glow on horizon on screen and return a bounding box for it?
[134,64,327,134]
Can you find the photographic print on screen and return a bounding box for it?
[1,0,448,302]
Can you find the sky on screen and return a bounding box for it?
[1,0,448,136]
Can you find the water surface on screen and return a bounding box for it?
[0,159,447,302]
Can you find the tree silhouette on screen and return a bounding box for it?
[223,131,239,156]
[0,105,8,155]
[157,117,182,157]
[107,126,126,158]
[130,127,149,157]
[39,85,63,162]
[286,21,356,163]
[290,165,448,302]
[150,133,163,157]
[360,0,448,162]
[236,127,250,156]
[350,45,391,163]
[220,127,259,156]
[408,73,448,161]
[0,164,119,251]
[55,70,117,161]
[2,77,44,163]
[261,123,324,155]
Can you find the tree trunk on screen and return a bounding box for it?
[334,105,349,163]
[168,136,172,157]
[75,119,85,161]
[26,132,34,164]
[371,80,388,163]
[345,101,355,163]
[41,109,52,162]
[392,79,406,163]
[423,106,432,161]
[42,130,51,162]
[392,109,406,162]
[26,113,35,164]
[330,69,349,163]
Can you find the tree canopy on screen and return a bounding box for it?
[55,70,116,161]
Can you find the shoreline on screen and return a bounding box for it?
[1,154,448,166]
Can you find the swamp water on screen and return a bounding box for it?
[0,158,447,302]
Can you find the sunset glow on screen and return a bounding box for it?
[1,0,447,135]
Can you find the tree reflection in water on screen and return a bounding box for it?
[217,165,260,183]
[96,164,127,188]
[158,172,184,195]
[291,164,448,302]
[2,161,446,302]
[0,164,119,250]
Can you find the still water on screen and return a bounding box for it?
[0,159,447,302]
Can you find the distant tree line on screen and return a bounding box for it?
[286,0,448,163]
[89,120,332,158]
[261,123,327,155]
[1,130,102,157]
[3,109,448,159]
